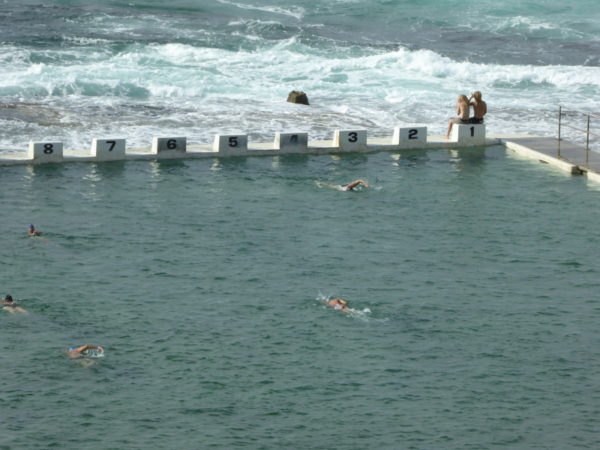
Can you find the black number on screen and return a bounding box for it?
[106,140,116,152]
[167,139,177,150]
[408,129,418,140]
[470,126,475,137]
[43,143,54,154]
[348,132,358,143]
[289,134,298,144]
[229,137,238,147]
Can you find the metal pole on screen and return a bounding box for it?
[557,105,562,158]
[558,106,562,140]
[586,114,590,167]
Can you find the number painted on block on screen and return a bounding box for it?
[167,139,177,150]
[106,140,116,151]
[229,137,238,147]
[408,129,418,140]
[43,143,54,154]
[289,134,298,144]
[348,132,358,143]
[470,126,475,137]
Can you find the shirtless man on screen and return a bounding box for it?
[469,91,487,124]
[446,94,470,138]
[327,298,350,312]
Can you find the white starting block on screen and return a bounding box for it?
[213,134,248,155]
[151,137,187,154]
[274,132,308,153]
[91,138,126,161]
[392,126,427,148]
[450,123,486,145]
[333,130,367,151]
[28,141,64,163]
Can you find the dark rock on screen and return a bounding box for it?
[287,91,309,105]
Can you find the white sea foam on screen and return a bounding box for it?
[217,0,305,20]
[1,39,599,151]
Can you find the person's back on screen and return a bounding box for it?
[457,95,470,120]
[470,91,487,123]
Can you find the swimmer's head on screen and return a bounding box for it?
[5,295,13,302]
[68,346,78,351]
[28,224,34,230]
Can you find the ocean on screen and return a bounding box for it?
[1,1,600,449]
[1,0,599,152]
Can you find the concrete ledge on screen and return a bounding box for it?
[504,140,582,175]
[584,170,600,184]
[0,128,504,167]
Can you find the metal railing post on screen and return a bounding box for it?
[558,105,562,140]
[586,114,590,167]
[557,105,562,158]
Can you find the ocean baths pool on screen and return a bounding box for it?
[2,145,600,449]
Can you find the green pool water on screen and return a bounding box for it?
[2,146,599,449]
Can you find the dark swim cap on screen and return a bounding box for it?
[5,295,12,301]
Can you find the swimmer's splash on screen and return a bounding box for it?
[317,292,372,320]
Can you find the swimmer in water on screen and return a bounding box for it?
[1,295,28,314]
[67,344,104,359]
[317,179,370,191]
[342,180,370,191]
[326,298,350,312]
[27,224,42,236]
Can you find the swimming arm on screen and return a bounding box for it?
[344,180,369,190]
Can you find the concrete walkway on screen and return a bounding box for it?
[501,135,600,182]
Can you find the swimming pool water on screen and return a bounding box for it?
[2,146,600,449]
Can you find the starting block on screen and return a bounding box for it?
[450,124,486,145]
[333,130,367,151]
[91,138,126,161]
[274,132,308,153]
[28,141,64,163]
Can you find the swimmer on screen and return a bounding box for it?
[326,298,350,312]
[317,179,370,191]
[27,224,42,236]
[1,295,28,314]
[342,180,370,191]
[67,344,104,359]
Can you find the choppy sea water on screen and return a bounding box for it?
[0,0,599,153]
[2,147,600,448]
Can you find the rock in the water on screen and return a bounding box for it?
[287,91,309,105]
